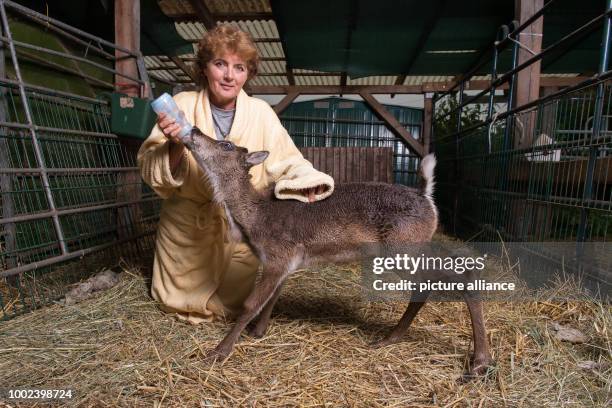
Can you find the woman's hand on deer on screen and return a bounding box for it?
[302,185,326,203]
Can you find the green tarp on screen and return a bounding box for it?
[271,0,604,77]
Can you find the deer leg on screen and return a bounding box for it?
[461,292,494,380]
[370,290,431,348]
[205,266,286,362]
[247,281,285,338]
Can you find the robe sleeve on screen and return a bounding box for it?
[137,93,196,199]
[261,104,335,202]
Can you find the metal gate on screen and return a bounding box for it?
[0,1,160,320]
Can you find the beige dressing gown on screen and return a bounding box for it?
[137,89,334,324]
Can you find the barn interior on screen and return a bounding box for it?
[0,0,610,406]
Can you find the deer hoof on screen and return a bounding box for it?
[369,337,397,349]
[247,325,268,338]
[459,357,495,382]
[203,348,230,365]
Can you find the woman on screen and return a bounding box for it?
[137,24,334,325]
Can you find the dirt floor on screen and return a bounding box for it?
[0,238,610,407]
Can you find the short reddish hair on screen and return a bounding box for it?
[195,24,259,87]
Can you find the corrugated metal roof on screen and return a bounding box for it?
[250,76,289,86]
[175,21,207,41]
[295,76,342,86]
[149,1,587,90]
[259,60,286,74]
[349,76,397,86]
[256,43,284,59]
[218,20,279,37]
[401,76,454,85]
[204,0,272,14]
[158,0,195,17]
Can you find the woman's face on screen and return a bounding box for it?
[204,52,249,110]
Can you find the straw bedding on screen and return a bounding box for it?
[0,236,610,407]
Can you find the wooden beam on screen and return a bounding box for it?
[170,56,198,83]
[514,0,544,148]
[360,91,424,157]
[147,66,181,71]
[149,72,177,86]
[114,0,140,97]
[286,68,295,86]
[340,72,347,88]
[394,75,406,86]
[188,0,216,29]
[423,95,433,155]
[273,91,299,115]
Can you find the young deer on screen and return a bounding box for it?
[179,128,493,378]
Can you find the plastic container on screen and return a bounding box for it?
[109,93,157,139]
[151,93,193,137]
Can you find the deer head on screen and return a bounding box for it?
[179,127,269,203]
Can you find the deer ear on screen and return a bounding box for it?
[245,151,269,166]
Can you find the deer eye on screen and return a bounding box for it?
[219,141,234,151]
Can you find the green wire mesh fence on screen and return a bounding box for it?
[0,1,160,320]
[432,1,612,294]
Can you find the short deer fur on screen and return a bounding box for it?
[179,128,493,378]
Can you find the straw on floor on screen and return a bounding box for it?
[0,238,610,407]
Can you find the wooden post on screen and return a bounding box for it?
[423,94,433,155]
[514,0,544,149]
[115,0,140,97]
[114,0,142,243]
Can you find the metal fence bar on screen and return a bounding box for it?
[0,121,120,139]
[0,77,114,104]
[0,1,159,320]
[0,197,159,225]
[432,0,612,264]
[0,0,67,254]
[437,7,612,122]
[0,37,145,85]
[0,167,139,174]
[2,0,137,58]
[0,230,156,279]
[445,0,557,94]
[8,7,115,60]
[578,0,612,243]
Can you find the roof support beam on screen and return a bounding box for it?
[360,91,424,157]
[170,56,198,83]
[340,72,348,88]
[246,77,587,95]
[286,68,295,86]
[514,0,544,148]
[188,0,216,29]
[273,91,299,114]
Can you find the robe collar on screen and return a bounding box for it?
[194,88,248,143]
